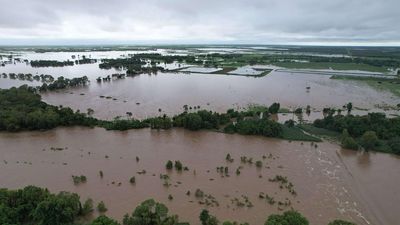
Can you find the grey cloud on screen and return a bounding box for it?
[0,0,399,45]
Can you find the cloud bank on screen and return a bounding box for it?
[0,0,399,45]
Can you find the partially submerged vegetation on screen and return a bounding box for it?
[314,113,400,154]
[331,75,400,96]
[0,85,97,131]
[31,60,74,67]
[0,185,355,225]
[5,85,399,155]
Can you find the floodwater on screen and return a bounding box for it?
[39,71,398,120]
[1,50,398,120]
[1,127,399,225]
[1,50,400,225]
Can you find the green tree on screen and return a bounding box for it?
[174,161,183,171]
[122,199,179,225]
[341,129,358,150]
[268,103,280,114]
[200,209,218,225]
[346,102,353,113]
[91,215,121,225]
[166,160,173,170]
[97,201,108,213]
[33,192,81,225]
[264,210,308,225]
[360,131,378,150]
[82,198,94,215]
[183,113,203,130]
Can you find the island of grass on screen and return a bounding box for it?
[330,75,400,96]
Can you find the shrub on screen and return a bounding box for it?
[97,201,107,213]
[166,160,173,170]
[174,161,183,171]
[328,220,356,225]
[265,210,308,225]
[82,198,94,215]
[360,131,379,150]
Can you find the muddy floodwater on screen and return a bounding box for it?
[38,71,398,120]
[1,127,399,225]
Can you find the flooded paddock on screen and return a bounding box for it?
[1,127,399,225]
[38,71,398,120]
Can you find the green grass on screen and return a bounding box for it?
[281,125,322,142]
[273,62,389,73]
[331,75,400,96]
[298,124,341,139]
[278,108,291,113]
[247,104,268,113]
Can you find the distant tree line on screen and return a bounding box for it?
[30,60,74,67]
[2,73,55,82]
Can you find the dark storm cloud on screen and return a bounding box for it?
[0,0,399,45]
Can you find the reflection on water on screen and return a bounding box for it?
[1,127,399,225]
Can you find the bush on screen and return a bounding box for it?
[360,131,379,150]
[388,137,400,154]
[268,103,280,114]
[341,129,358,150]
[174,161,183,171]
[328,220,356,225]
[90,215,120,225]
[122,199,179,225]
[97,201,107,213]
[82,198,94,215]
[166,160,173,170]
[265,210,308,225]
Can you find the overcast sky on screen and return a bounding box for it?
[0,0,399,45]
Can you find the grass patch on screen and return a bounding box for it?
[273,62,388,73]
[212,67,236,74]
[281,125,322,142]
[331,75,400,96]
[247,104,268,113]
[278,108,291,113]
[298,124,341,139]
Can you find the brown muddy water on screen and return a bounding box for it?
[1,127,399,225]
[39,71,399,120]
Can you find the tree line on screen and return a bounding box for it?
[0,86,286,140]
[314,113,400,154]
[31,60,75,67]
[0,85,97,131]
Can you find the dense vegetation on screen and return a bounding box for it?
[314,113,400,154]
[30,60,74,67]
[0,86,326,143]
[0,85,97,131]
[38,76,89,91]
[0,185,356,225]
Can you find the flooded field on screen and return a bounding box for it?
[1,48,400,225]
[1,127,399,225]
[37,71,398,120]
